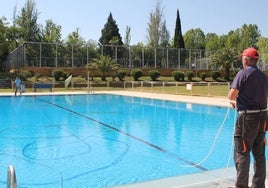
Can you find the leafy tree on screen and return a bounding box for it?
[85,50,98,81]
[121,26,132,68]
[66,28,84,46]
[63,28,86,66]
[226,30,240,49]
[130,43,145,68]
[14,0,41,66]
[92,55,120,81]
[42,19,62,43]
[0,18,10,71]
[256,37,268,68]
[209,47,239,80]
[85,39,99,62]
[205,33,222,52]
[184,28,205,69]
[159,20,170,47]
[4,5,22,50]
[124,26,131,46]
[146,0,169,47]
[238,24,260,50]
[15,0,41,42]
[39,19,62,66]
[184,28,205,50]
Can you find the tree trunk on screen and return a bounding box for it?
[225,67,230,81]
[101,76,106,81]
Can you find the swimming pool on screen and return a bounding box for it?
[0,94,249,187]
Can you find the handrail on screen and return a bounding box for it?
[7,165,17,188]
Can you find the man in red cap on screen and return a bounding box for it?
[228,47,268,188]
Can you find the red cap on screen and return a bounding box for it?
[241,47,259,59]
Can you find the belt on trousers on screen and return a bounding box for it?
[238,109,268,114]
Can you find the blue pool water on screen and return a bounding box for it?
[0,94,249,187]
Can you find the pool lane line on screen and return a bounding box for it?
[37,97,208,171]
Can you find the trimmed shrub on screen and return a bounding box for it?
[210,71,221,81]
[52,69,69,81]
[148,70,160,81]
[172,71,184,81]
[131,69,142,81]
[34,74,42,81]
[186,71,194,81]
[19,70,34,81]
[200,72,207,81]
[115,69,126,81]
[0,72,11,79]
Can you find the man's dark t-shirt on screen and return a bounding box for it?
[230,66,268,111]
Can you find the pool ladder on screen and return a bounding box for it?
[7,165,17,188]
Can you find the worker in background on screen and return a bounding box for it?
[14,77,22,96]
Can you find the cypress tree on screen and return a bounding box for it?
[173,9,184,49]
[173,9,185,66]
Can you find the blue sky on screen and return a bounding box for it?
[1,0,268,44]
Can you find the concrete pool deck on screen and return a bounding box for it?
[111,167,268,188]
[1,90,268,187]
[0,90,230,107]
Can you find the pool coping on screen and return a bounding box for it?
[110,166,268,188]
[1,90,268,187]
[0,90,230,107]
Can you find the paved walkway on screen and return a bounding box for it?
[102,91,230,107]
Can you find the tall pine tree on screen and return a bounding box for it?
[99,12,123,45]
[99,12,123,58]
